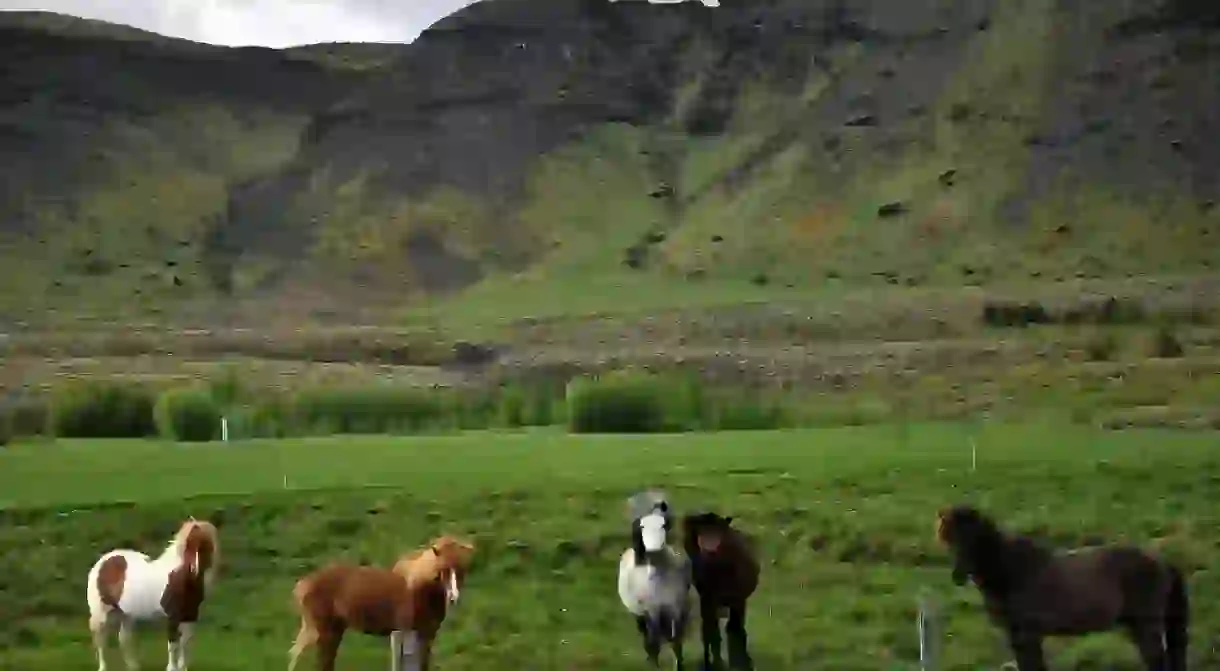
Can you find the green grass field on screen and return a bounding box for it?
[2,423,1218,670]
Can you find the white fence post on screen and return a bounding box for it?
[221,416,229,442]
[918,590,940,671]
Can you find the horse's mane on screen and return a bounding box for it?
[681,512,754,553]
[392,536,475,588]
[164,519,221,582]
[943,507,1051,594]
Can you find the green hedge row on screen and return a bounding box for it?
[3,371,790,444]
[565,370,788,433]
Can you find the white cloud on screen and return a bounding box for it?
[0,0,477,47]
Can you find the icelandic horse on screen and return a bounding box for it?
[682,511,760,671]
[85,517,221,671]
[288,535,476,671]
[937,504,1189,671]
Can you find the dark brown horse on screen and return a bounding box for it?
[287,535,475,671]
[937,505,1189,671]
[682,512,760,671]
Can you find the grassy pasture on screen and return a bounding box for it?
[2,423,1218,670]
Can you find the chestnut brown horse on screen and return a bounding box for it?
[86,517,221,671]
[937,504,1189,671]
[287,535,475,671]
[682,512,760,671]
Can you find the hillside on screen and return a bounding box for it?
[0,0,1218,326]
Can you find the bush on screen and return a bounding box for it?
[228,395,294,439]
[566,371,697,434]
[1084,331,1120,362]
[1149,325,1184,358]
[704,393,789,431]
[291,386,451,435]
[154,388,222,442]
[50,382,156,438]
[981,300,1051,328]
[447,390,495,431]
[496,382,562,428]
[0,396,50,441]
[207,366,249,410]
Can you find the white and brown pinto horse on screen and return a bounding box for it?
[85,518,221,671]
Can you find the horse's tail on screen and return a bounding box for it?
[1165,564,1189,671]
[287,576,319,671]
[291,576,313,611]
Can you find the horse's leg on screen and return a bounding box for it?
[175,622,195,671]
[117,615,140,671]
[315,626,344,671]
[1126,622,1168,671]
[638,615,661,666]
[698,600,723,671]
[671,610,687,671]
[725,604,752,671]
[1005,626,1047,671]
[672,633,685,671]
[164,618,182,671]
[90,609,118,671]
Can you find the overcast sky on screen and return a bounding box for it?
[0,0,477,47]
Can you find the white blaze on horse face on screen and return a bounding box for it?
[444,569,460,604]
[639,513,667,552]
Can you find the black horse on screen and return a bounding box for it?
[682,512,760,671]
[937,504,1189,671]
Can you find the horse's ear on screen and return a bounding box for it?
[723,516,734,527]
[429,543,441,556]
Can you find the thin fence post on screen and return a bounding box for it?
[220,416,229,442]
[918,590,940,671]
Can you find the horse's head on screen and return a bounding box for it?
[426,536,475,605]
[682,511,733,556]
[174,517,220,583]
[936,505,1003,585]
[632,509,672,564]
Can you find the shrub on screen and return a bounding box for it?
[704,394,789,431]
[291,386,450,435]
[154,388,222,442]
[981,300,1051,328]
[1149,325,1184,358]
[50,381,156,438]
[448,390,495,431]
[566,370,696,434]
[207,366,249,411]
[496,382,562,428]
[1,395,49,440]
[1083,331,1120,362]
[228,395,294,439]
[496,384,527,428]
[0,409,10,446]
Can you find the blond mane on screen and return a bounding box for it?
[392,535,475,588]
[166,518,221,584]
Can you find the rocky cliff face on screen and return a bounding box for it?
[0,0,1217,323]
